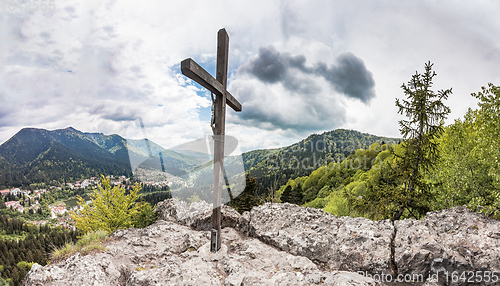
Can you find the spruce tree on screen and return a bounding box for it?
[281,183,303,205]
[11,267,19,286]
[392,61,451,220]
[227,173,261,214]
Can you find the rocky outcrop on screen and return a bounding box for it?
[239,203,394,275]
[24,200,500,285]
[240,203,500,285]
[394,206,500,285]
[23,220,380,286]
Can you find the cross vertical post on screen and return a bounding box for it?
[212,28,229,252]
[180,28,242,252]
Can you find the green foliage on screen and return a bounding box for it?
[133,201,157,229]
[261,180,280,203]
[283,75,498,222]
[227,173,262,214]
[70,175,142,234]
[245,129,399,196]
[429,83,500,219]
[280,184,303,205]
[139,189,172,207]
[276,142,393,218]
[344,147,409,220]
[302,196,329,209]
[187,194,201,204]
[468,84,500,218]
[0,215,79,285]
[16,261,34,271]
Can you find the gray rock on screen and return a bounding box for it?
[24,200,500,286]
[394,206,500,285]
[155,199,241,230]
[24,219,380,286]
[239,203,394,275]
[238,203,500,286]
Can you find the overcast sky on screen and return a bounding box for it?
[1,0,499,153]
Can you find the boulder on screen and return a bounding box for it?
[394,206,500,285]
[239,202,394,275]
[155,199,241,230]
[239,203,500,286]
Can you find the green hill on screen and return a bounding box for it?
[0,127,201,188]
[243,129,400,193]
[173,129,400,203]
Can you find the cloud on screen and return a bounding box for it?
[239,45,376,103]
[228,44,375,135]
[280,1,304,39]
[314,53,376,103]
[1,0,500,154]
[89,104,141,122]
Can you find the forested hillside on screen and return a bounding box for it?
[0,215,79,286]
[166,129,399,206]
[244,129,400,194]
[278,74,500,220]
[0,127,200,188]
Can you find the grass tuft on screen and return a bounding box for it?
[50,230,109,263]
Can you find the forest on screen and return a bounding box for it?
[0,215,79,286]
[0,180,171,285]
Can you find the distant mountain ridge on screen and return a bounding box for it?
[241,129,400,193]
[0,127,400,191]
[177,129,400,200]
[0,127,201,188]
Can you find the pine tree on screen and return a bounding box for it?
[281,183,303,205]
[392,61,452,220]
[228,173,261,214]
[26,250,34,263]
[11,266,19,286]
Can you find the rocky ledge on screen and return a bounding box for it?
[24,200,500,285]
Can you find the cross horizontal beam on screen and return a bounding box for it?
[181,58,242,112]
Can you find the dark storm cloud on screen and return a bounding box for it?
[314,53,376,103]
[233,86,346,133]
[239,46,376,103]
[229,71,347,134]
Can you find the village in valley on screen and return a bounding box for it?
[0,168,182,231]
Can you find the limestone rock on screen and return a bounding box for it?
[24,200,500,286]
[23,219,380,286]
[239,203,394,275]
[394,206,500,285]
[155,199,241,230]
[239,203,500,286]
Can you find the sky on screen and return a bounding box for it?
[1,0,500,153]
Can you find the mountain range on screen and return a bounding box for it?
[0,127,200,188]
[0,127,400,190]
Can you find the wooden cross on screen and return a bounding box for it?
[181,28,242,252]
